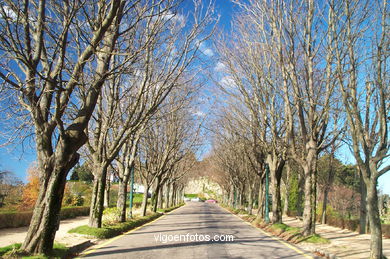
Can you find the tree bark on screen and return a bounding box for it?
[301,138,318,236]
[366,179,383,259]
[247,185,253,215]
[152,185,160,212]
[269,157,285,224]
[141,183,149,216]
[89,164,109,228]
[283,162,291,216]
[256,179,264,220]
[158,184,164,209]
[116,177,128,222]
[359,171,368,234]
[104,174,111,208]
[165,183,171,209]
[22,151,79,254]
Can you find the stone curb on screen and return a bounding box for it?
[313,248,339,259]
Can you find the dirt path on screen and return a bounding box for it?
[0,216,91,247]
[283,216,390,259]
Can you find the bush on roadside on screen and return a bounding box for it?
[69,213,162,239]
[0,206,90,229]
[382,224,390,238]
[158,203,184,213]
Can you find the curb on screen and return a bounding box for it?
[66,240,95,257]
[219,205,316,259]
[313,248,339,259]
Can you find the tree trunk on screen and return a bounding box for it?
[89,164,109,228]
[256,179,264,220]
[359,171,368,234]
[104,174,111,208]
[229,188,234,207]
[165,183,171,209]
[152,185,160,212]
[247,185,253,215]
[302,166,314,236]
[21,152,79,254]
[171,183,176,207]
[302,139,317,236]
[321,186,329,224]
[158,184,164,209]
[283,162,291,216]
[141,183,149,216]
[269,157,284,224]
[366,179,383,259]
[116,177,128,222]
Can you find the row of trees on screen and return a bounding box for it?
[0,0,215,255]
[209,0,389,258]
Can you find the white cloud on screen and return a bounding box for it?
[219,76,236,89]
[214,62,226,72]
[1,5,17,20]
[196,40,214,57]
[193,110,206,117]
[160,11,185,26]
[203,48,214,57]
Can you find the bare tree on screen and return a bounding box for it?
[0,0,127,254]
[215,10,289,223]
[138,85,203,215]
[235,0,341,235]
[332,0,389,257]
[84,0,215,227]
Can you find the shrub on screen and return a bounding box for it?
[69,213,162,239]
[0,211,32,228]
[0,206,89,229]
[103,207,121,225]
[382,224,390,238]
[60,206,89,220]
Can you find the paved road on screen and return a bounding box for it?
[81,203,313,259]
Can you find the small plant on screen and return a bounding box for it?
[103,207,121,225]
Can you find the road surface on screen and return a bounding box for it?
[80,203,313,259]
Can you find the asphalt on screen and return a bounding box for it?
[80,203,313,259]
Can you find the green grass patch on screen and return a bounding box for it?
[0,243,22,256]
[270,223,289,231]
[157,203,184,213]
[184,194,198,198]
[69,213,162,239]
[1,243,68,258]
[302,234,330,244]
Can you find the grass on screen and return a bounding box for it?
[0,243,69,259]
[0,243,22,256]
[268,223,330,244]
[70,203,184,239]
[183,194,198,198]
[157,203,184,213]
[69,213,162,239]
[303,234,331,244]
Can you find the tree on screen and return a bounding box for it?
[0,0,128,254]
[138,85,203,216]
[84,0,216,228]
[0,170,22,207]
[20,165,40,210]
[332,0,389,257]
[70,163,94,182]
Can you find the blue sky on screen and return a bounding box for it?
[0,0,389,195]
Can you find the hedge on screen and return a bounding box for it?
[0,206,90,229]
[322,216,390,238]
[69,213,162,239]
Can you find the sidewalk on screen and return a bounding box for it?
[0,216,92,248]
[283,216,390,259]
